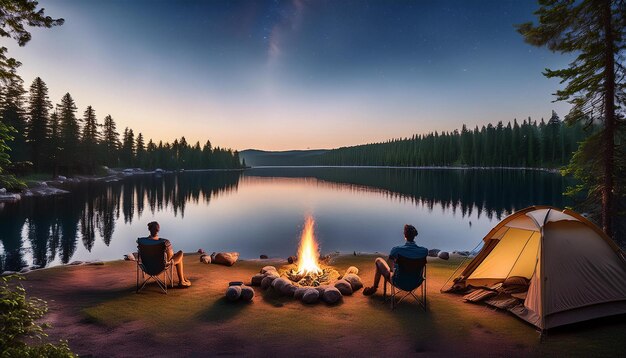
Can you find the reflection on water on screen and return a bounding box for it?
[0,168,569,272]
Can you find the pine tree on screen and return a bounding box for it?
[0,63,27,163]
[518,0,626,239]
[48,110,60,176]
[57,93,80,171]
[135,133,145,168]
[101,115,119,167]
[26,77,52,170]
[121,127,135,167]
[81,105,99,172]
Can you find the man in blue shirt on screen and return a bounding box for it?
[363,224,428,296]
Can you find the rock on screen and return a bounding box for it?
[197,248,206,254]
[251,274,265,286]
[19,267,31,274]
[124,253,136,261]
[344,266,359,275]
[260,266,277,274]
[265,270,279,279]
[280,283,297,297]
[428,249,441,257]
[87,260,104,265]
[302,289,320,304]
[69,261,84,266]
[294,287,308,300]
[260,254,268,259]
[213,252,239,266]
[1,271,17,276]
[342,274,363,291]
[438,251,450,260]
[240,286,255,302]
[261,276,276,289]
[57,175,67,180]
[322,287,342,304]
[334,279,353,295]
[287,255,297,264]
[315,285,330,296]
[200,254,212,264]
[226,286,242,301]
[271,277,290,292]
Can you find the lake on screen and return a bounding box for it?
[0,167,570,272]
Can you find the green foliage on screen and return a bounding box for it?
[317,116,589,169]
[518,0,625,239]
[0,275,75,357]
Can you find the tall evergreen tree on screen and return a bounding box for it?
[518,0,626,239]
[26,77,51,170]
[135,132,145,167]
[101,115,119,167]
[48,109,60,176]
[81,105,99,172]
[0,62,27,163]
[121,127,135,167]
[57,93,80,171]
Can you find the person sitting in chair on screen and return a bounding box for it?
[137,221,191,287]
[363,224,427,296]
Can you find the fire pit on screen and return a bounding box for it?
[282,216,340,286]
[246,215,363,305]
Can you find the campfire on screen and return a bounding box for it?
[284,216,339,286]
[246,215,363,305]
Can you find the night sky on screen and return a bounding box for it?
[12,0,571,151]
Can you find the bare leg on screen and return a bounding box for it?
[171,250,189,284]
[373,257,392,288]
[364,257,391,295]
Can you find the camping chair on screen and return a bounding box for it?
[383,256,427,310]
[136,242,174,294]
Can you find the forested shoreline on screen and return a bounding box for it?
[0,75,243,185]
[317,111,591,168]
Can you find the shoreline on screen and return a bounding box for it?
[1,249,473,276]
[0,167,246,202]
[247,165,562,173]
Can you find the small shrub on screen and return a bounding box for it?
[0,275,75,357]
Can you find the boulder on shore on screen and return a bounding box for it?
[250,274,265,286]
[260,254,268,259]
[200,254,212,264]
[212,252,239,266]
[334,279,353,295]
[302,289,320,304]
[226,286,242,301]
[438,251,450,260]
[428,249,441,257]
[342,274,363,291]
[294,287,308,300]
[261,276,276,289]
[260,266,277,274]
[240,286,255,302]
[322,287,342,304]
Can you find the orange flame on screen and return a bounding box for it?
[297,216,322,275]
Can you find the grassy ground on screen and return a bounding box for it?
[20,254,626,357]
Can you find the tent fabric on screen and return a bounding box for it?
[453,206,626,330]
[468,228,539,281]
[542,221,626,315]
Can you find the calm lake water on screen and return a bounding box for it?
[0,167,570,272]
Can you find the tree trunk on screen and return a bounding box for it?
[601,0,616,237]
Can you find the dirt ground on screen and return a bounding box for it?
[18,254,626,357]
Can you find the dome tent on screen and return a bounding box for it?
[448,206,626,330]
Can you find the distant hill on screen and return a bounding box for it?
[239,149,329,167]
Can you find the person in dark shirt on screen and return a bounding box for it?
[363,224,427,296]
[137,221,191,287]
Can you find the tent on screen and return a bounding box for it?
[448,206,626,330]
